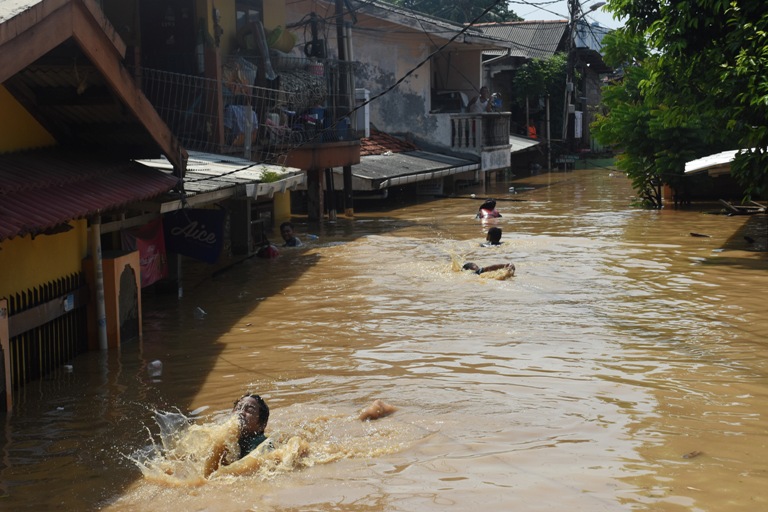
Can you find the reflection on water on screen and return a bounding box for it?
[1,169,767,511]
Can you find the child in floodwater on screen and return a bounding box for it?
[481,227,503,247]
[476,199,501,219]
[205,395,396,478]
[462,262,515,278]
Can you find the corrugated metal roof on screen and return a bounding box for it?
[348,0,516,50]
[509,134,541,152]
[475,21,567,59]
[685,150,743,176]
[342,150,479,191]
[0,149,180,241]
[137,151,305,211]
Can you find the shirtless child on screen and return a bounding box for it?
[206,395,396,478]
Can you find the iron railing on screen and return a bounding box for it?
[450,113,511,153]
[140,56,359,164]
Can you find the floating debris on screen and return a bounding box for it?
[682,450,703,459]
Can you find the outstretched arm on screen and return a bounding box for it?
[480,263,515,274]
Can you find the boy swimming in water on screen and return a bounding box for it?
[206,395,396,477]
[462,262,515,275]
[481,227,503,246]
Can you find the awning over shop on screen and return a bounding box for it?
[684,149,743,176]
[509,134,541,153]
[137,151,305,212]
[0,149,180,241]
[340,150,479,191]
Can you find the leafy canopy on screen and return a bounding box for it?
[595,0,768,203]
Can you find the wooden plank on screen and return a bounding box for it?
[8,286,88,338]
[0,2,73,83]
[0,299,12,412]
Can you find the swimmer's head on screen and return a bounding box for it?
[463,262,480,272]
[479,199,496,211]
[233,394,270,435]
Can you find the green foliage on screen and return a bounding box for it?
[596,0,768,204]
[386,0,521,24]
[259,169,283,183]
[508,54,567,135]
[510,54,567,103]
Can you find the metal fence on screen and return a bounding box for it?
[1,273,88,410]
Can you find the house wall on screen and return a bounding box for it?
[0,87,86,311]
[0,87,56,153]
[353,28,436,140]
[433,50,482,96]
[285,1,487,150]
[0,220,88,299]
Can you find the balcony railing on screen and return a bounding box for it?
[139,56,358,164]
[450,113,511,154]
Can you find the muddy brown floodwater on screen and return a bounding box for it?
[1,168,767,511]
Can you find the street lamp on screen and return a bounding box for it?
[561,1,605,147]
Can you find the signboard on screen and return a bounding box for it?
[163,208,226,264]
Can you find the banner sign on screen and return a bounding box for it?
[121,217,168,288]
[163,208,226,264]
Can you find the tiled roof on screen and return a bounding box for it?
[359,130,418,156]
[0,149,179,241]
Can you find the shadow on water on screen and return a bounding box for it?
[0,214,426,510]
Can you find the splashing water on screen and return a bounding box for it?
[130,405,411,487]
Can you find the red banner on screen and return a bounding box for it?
[121,217,168,287]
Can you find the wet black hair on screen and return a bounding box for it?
[279,221,294,231]
[479,199,496,211]
[234,393,270,426]
[487,227,502,243]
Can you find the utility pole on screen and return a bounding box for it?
[561,0,577,145]
[561,1,605,150]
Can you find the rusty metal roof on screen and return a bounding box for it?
[360,130,418,156]
[0,149,179,241]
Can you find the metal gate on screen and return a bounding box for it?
[0,273,88,411]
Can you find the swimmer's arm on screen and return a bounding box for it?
[209,450,275,477]
[208,439,276,478]
[480,263,515,273]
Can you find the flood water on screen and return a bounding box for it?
[2,168,767,511]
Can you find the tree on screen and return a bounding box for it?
[595,0,768,203]
[387,0,521,24]
[508,53,567,141]
[592,30,725,207]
